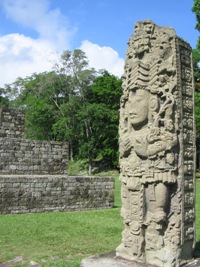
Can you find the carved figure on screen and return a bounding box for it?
[117,20,196,267]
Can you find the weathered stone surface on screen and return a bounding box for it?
[116,20,196,267]
[0,175,114,214]
[0,138,68,174]
[81,255,200,267]
[0,108,25,139]
[0,108,114,214]
[81,252,163,267]
[81,258,128,267]
[0,108,68,174]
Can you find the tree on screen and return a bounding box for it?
[192,0,200,88]
[2,50,123,173]
[195,92,200,169]
[85,70,122,168]
[192,0,200,169]
[54,49,97,168]
[192,0,200,31]
[3,50,99,173]
[3,72,63,140]
[192,49,200,90]
[0,88,9,107]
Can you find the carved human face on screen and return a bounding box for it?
[134,37,149,55]
[143,21,154,34]
[134,21,154,35]
[129,89,150,128]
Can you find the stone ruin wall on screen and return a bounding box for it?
[0,108,25,139]
[0,175,114,214]
[0,138,68,175]
[0,108,115,213]
[116,20,196,267]
[0,107,68,174]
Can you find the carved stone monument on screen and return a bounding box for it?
[116,20,196,267]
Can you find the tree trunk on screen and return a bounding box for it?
[69,142,74,161]
[88,155,92,175]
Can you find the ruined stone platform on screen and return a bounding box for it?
[80,252,154,267]
[80,251,200,267]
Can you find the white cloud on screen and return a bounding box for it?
[80,40,124,77]
[0,34,58,87]
[0,0,75,50]
[0,1,124,87]
[0,0,76,87]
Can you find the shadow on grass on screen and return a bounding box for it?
[194,241,200,258]
[195,241,200,249]
[113,205,121,209]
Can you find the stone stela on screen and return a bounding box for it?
[116,20,196,267]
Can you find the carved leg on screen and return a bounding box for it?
[154,182,168,222]
[145,183,169,223]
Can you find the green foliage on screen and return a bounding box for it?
[192,1,200,169]
[195,92,200,137]
[2,50,122,171]
[0,88,9,107]
[85,71,122,167]
[195,92,200,169]
[192,1,200,87]
[192,49,200,87]
[192,0,200,31]
[68,159,88,175]
[25,97,55,140]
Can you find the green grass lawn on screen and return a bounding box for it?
[0,177,199,267]
[196,179,200,251]
[0,208,123,267]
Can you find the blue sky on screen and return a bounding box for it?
[0,0,199,87]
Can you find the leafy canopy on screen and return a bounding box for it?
[2,50,122,172]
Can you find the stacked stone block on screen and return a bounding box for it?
[0,107,68,174]
[0,138,68,174]
[0,175,114,214]
[0,108,25,139]
[0,108,114,214]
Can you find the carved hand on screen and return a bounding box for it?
[120,135,132,156]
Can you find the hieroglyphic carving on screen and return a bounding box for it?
[178,39,196,249]
[116,20,196,267]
